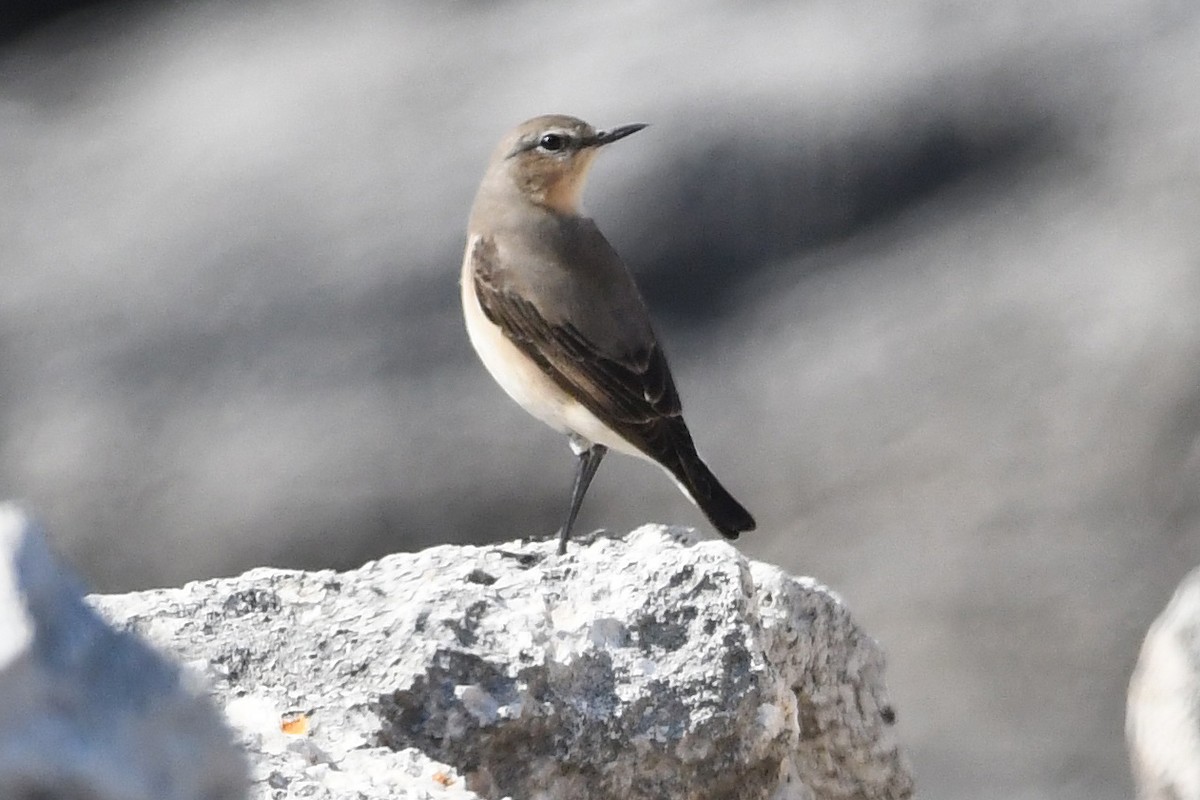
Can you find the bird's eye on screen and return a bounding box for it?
[538,133,567,152]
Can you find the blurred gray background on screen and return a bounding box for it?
[3,0,1199,797]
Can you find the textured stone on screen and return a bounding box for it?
[0,504,247,800]
[1127,566,1200,800]
[93,525,912,800]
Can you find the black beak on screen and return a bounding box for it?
[591,123,648,147]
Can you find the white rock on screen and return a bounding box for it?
[0,504,247,800]
[92,524,912,800]
[1128,566,1200,800]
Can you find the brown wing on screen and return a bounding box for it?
[470,235,756,538]
[471,236,686,457]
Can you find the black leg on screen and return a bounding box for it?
[557,444,607,555]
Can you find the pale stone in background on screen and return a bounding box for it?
[1127,566,1200,800]
[0,504,247,800]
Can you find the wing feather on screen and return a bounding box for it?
[471,236,687,457]
[468,234,755,538]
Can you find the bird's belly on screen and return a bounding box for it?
[461,277,645,460]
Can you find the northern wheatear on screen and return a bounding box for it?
[462,114,755,553]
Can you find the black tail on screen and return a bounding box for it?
[671,447,756,540]
[625,412,755,539]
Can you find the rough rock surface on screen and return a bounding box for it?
[0,504,248,800]
[93,525,912,800]
[1127,565,1200,800]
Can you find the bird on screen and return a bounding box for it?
[461,114,755,554]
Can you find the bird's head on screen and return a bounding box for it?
[484,114,647,214]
